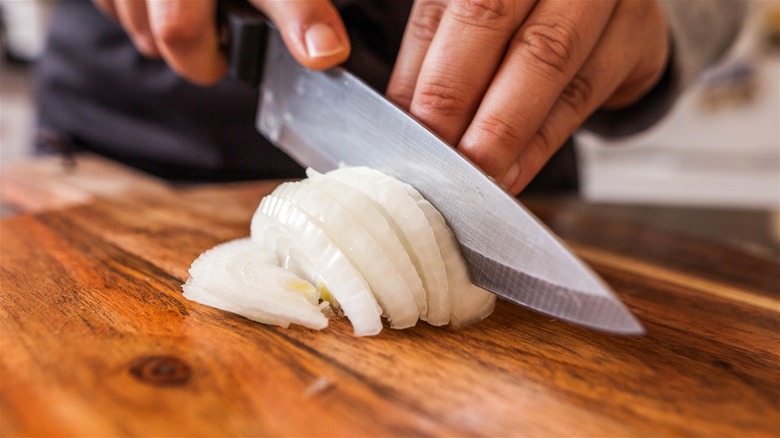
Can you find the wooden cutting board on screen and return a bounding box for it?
[1,154,778,436]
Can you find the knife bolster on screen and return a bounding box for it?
[220,0,270,87]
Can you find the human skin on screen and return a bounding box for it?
[92,0,668,194]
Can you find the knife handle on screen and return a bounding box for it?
[218,0,271,87]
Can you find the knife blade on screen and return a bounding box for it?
[223,5,644,335]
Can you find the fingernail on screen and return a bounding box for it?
[304,23,346,58]
[501,162,521,191]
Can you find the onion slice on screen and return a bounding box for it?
[316,167,451,326]
[270,179,420,329]
[182,238,328,329]
[411,192,497,326]
[252,192,384,336]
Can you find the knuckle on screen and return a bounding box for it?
[518,21,578,75]
[473,113,523,149]
[461,114,523,174]
[449,0,510,23]
[533,123,564,158]
[409,0,447,41]
[413,79,468,118]
[535,125,555,154]
[560,75,595,114]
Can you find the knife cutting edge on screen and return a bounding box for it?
[220,2,644,335]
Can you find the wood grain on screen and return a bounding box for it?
[1,155,778,436]
[0,153,174,214]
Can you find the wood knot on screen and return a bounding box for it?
[713,359,734,371]
[130,355,192,386]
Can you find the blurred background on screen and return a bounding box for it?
[1,0,778,256]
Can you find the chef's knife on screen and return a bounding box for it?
[222,3,644,335]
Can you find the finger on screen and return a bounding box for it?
[600,1,670,109]
[503,0,668,194]
[93,0,118,20]
[252,0,349,70]
[406,1,536,145]
[112,0,160,57]
[385,0,448,110]
[457,0,616,183]
[146,0,226,84]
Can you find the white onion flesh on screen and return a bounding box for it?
[414,199,496,326]
[314,167,451,326]
[182,238,328,329]
[183,166,495,335]
[263,182,415,331]
[303,171,425,323]
[253,192,383,336]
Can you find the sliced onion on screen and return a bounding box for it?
[271,179,420,329]
[184,166,496,336]
[317,167,451,326]
[252,190,384,336]
[412,194,497,326]
[182,238,328,329]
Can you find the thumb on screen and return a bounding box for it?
[250,0,350,70]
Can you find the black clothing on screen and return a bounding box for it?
[36,0,571,190]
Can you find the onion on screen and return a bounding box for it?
[414,199,496,326]
[182,238,328,329]
[313,167,450,326]
[183,166,495,335]
[252,191,384,336]
[302,171,424,324]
